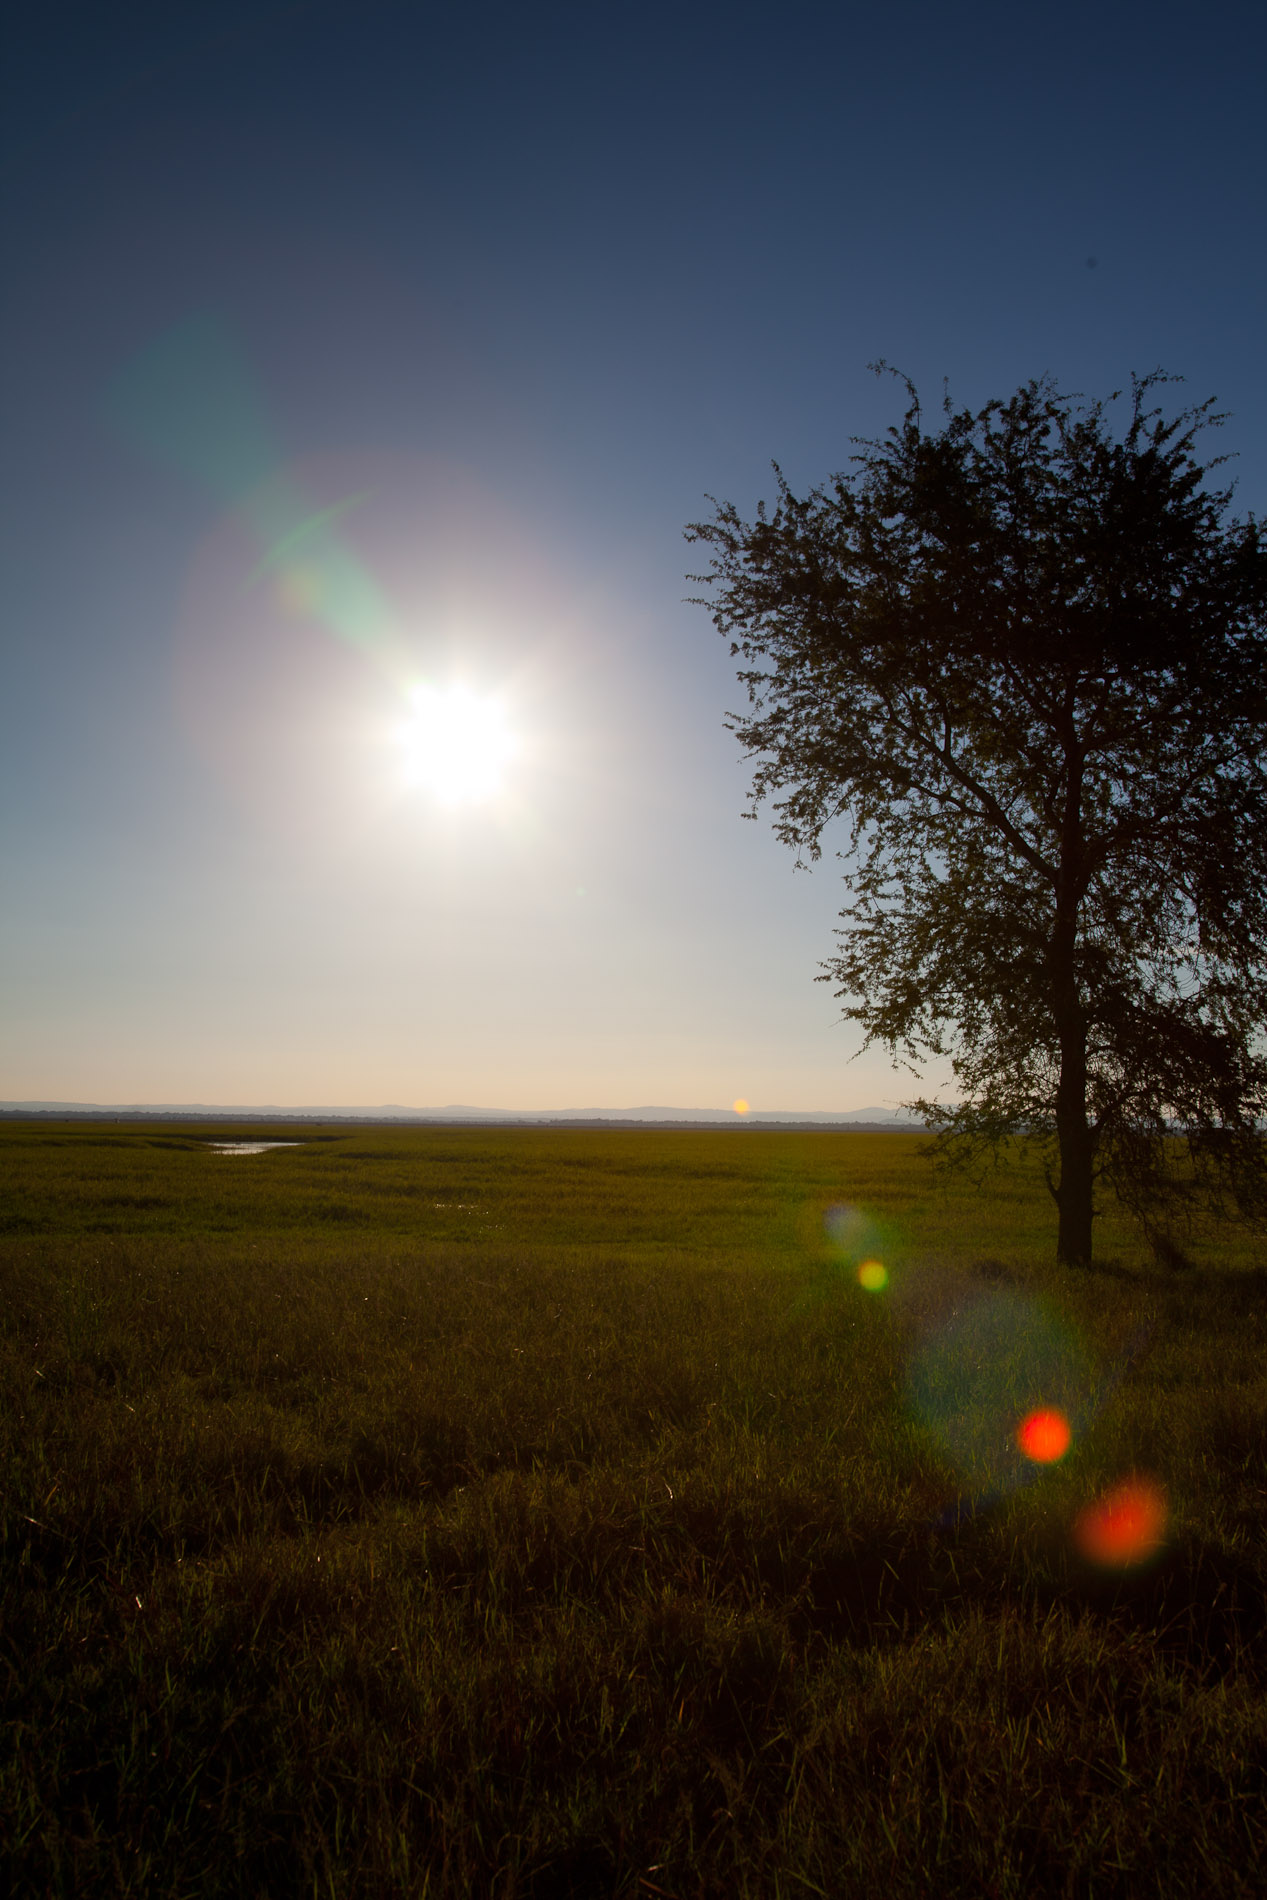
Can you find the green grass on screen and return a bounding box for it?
[2,1121,1265,1896]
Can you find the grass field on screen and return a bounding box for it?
[2,1120,1265,1897]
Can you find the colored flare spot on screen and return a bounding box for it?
[905,1290,1093,1497]
[1016,1407,1072,1463]
[1073,1477,1167,1568]
[277,565,323,615]
[824,1203,873,1255]
[247,490,373,586]
[857,1260,888,1291]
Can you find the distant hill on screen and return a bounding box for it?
[1,1099,928,1129]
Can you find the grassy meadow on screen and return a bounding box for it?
[2,1119,1265,1897]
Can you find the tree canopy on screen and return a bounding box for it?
[688,372,1267,1265]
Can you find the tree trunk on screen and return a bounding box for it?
[1051,721,1094,1266]
[1054,1044,1095,1267]
[1051,923,1094,1264]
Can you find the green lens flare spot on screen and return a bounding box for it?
[858,1259,888,1291]
[246,491,375,588]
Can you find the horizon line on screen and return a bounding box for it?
[1,1097,929,1125]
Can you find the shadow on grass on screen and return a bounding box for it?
[775,1515,1267,1683]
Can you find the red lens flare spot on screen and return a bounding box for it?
[1015,1407,1072,1463]
[1073,1477,1168,1568]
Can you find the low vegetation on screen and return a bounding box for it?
[2,1122,1265,1896]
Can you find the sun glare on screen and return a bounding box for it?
[398,683,516,806]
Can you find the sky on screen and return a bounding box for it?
[2,0,1264,1113]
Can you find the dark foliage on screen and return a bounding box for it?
[689,371,1267,1263]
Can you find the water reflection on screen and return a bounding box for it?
[208,1141,300,1156]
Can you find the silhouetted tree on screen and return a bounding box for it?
[688,372,1267,1265]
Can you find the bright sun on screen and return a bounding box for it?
[397,683,517,806]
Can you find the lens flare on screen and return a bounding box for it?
[104,312,275,502]
[107,318,396,661]
[907,1290,1093,1496]
[824,1203,874,1257]
[1073,1477,1168,1568]
[125,314,562,838]
[1015,1407,1072,1463]
[857,1259,888,1291]
[732,1098,751,1115]
[246,491,374,586]
[277,564,323,615]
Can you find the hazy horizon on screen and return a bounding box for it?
[1,1097,926,1124]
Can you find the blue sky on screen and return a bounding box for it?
[2,0,1264,1110]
